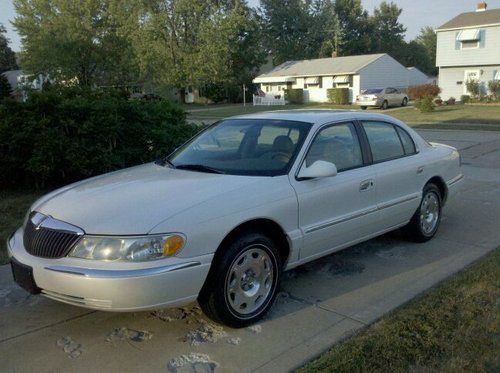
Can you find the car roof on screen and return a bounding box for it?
[228,109,403,126]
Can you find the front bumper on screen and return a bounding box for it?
[7,228,212,311]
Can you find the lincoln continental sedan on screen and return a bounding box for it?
[8,110,463,327]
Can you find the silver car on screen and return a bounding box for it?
[356,88,409,110]
[8,110,462,327]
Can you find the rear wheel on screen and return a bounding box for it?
[360,106,367,110]
[403,183,442,242]
[198,232,281,327]
[402,97,408,107]
[381,100,388,110]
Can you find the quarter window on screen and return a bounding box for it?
[395,126,416,155]
[362,121,405,162]
[305,123,363,172]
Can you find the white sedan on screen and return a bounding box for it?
[8,110,463,327]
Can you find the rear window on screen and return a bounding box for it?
[362,121,405,162]
[363,89,382,94]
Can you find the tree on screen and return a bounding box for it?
[370,1,406,57]
[0,24,18,73]
[13,0,140,87]
[416,26,438,76]
[397,40,435,76]
[333,0,372,55]
[0,74,12,98]
[135,0,265,92]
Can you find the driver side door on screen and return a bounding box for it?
[289,121,378,262]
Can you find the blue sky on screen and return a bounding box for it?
[1,0,498,51]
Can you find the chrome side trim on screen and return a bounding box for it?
[447,173,464,187]
[305,193,420,234]
[378,194,420,211]
[44,261,201,279]
[305,207,378,234]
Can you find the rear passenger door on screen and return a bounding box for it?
[360,120,423,230]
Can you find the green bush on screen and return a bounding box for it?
[465,80,480,98]
[0,74,12,99]
[407,84,440,100]
[0,86,197,188]
[415,96,435,113]
[488,80,500,100]
[327,88,349,105]
[461,95,471,104]
[284,88,304,104]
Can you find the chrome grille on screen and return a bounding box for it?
[23,212,84,259]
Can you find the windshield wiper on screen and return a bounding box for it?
[155,157,176,168]
[175,164,225,174]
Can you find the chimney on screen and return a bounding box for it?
[331,51,338,58]
[476,2,487,11]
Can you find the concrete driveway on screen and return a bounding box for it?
[1,129,499,372]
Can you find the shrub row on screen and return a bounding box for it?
[284,88,304,104]
[327,88,350,105]
[0,87,198,188]
[407,84,440,101]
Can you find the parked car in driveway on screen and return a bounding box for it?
[8,110,463,327]
[356,88,408,110]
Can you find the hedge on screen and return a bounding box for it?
[284,88,304,104]
[407,84,440,100]
[0,87,198,188]
[327,88,349,105]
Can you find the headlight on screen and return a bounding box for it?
[69,234,185,262]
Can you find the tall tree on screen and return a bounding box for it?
[135,0,264,89]
[370,1,406,57]
[13,0,140,86]
[0,24,18,73]
[334,0,372,55]
[416,26,438,75]
[0,73,12,97]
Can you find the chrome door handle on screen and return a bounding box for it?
[417,166,424,174]
[360,179,374,191]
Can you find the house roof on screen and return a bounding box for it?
[436,8,500,30]
[1,70,22,89]
[253,53,386,82]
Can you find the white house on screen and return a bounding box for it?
[1,70,46,101]
[252,53,429,104]
[436,2,500,100]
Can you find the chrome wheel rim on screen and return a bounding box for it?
[420,192,439,234]
[225,245,274,315]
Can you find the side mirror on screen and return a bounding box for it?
[297,160,337,180]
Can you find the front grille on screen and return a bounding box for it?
[23,212,84,259]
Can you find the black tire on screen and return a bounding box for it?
[402,97,408,107]
[381,100,388,110]
[361,106,367,110]
[198,232,281,328]
[403,183,442,242]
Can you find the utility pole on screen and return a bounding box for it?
[243,84,246,107]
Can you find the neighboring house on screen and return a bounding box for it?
[436,2,500,100]
[1,70,46,101]
[252,53,429,104]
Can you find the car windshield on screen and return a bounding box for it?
[167,119,312,176]
[363,89,383,94]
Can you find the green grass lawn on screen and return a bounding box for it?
[188,103,500,129]
[0,190,41,265]
[300,248,500,373]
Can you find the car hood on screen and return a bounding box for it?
[33,163,261,235]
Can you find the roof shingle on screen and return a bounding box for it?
[437,8,500,30]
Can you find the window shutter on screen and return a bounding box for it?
[455,31,461,50]
[479,29,486,48]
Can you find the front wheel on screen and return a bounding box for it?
[402,97,408,106]
[198,232,281,327]
[381,100,388,110]
[403,183,442,242]
[360,106,367,110]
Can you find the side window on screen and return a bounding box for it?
[395,126,417,155]
[362,121,405,162]
[305,123,363,172]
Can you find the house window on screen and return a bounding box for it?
[457,28,481,49]
[461,40,479,49]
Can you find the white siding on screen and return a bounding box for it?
[439,65,500,100]
[436,26,500,67]
[358,54,411,91]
